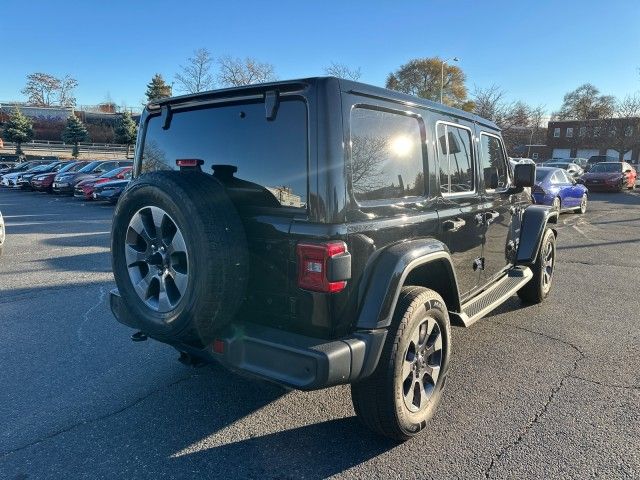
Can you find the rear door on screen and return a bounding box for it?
[434,118,484,297]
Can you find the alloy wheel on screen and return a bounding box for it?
[125,206,189,313]
[541,240,554,292]
[401,317,443,413]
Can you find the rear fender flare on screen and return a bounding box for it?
[355,239,461,330]
[516,205,558,264]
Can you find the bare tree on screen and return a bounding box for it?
[472,85,547,155]
[324,62,361,81]
[603,94,640,160]
[554,83,616,120]
[174,48,215,94]
[350,135,388,194]
[58,75,78,107]
[22,73,61,106]
[472,84,507,121]
[217,56,277,87]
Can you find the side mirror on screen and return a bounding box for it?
[513,163,535,187]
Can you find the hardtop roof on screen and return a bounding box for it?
[148,76,500,131]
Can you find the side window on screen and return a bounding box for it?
[437,123,473,194]
[558,170,570,183]
[350,107,425,202]
[479,134,508,191]
[550,172,562,184]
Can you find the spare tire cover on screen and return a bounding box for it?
[111,171,248,347]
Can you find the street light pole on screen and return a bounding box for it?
[441,57,459,104]
[527,128,534,158]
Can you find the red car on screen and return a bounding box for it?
[580,162,637,191]
[30,161,87,192]
[73,166,132,200]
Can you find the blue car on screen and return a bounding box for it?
[532,167,588,214]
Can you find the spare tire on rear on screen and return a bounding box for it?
[111,171,249,347]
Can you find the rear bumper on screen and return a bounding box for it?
[110,289,386,390]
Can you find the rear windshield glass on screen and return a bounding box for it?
[139,98,308,209]
[590,163,621,173]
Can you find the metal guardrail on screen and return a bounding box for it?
[1,140,133,159]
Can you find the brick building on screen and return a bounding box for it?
[546,118,640,165]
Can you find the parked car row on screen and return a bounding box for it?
[0,159,133,204]
[528,159,637,214]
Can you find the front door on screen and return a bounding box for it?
[435,120,484,297]
[478,132,513,281]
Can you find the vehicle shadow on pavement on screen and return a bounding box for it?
[167,415,396,478]
[34,251,112,273]
[42,231,111,248]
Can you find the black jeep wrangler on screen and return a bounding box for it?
[110,77,557,441]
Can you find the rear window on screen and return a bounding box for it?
[349,107,425,202]
[590,163,622,173]
[140,99,308,209]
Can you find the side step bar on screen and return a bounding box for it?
[450,266,533,327]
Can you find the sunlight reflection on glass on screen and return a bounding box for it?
[390,135,413,157]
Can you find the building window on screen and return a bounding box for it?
[579,126,587,137]
[609,126,616,137]
[532,152,539,159]
[593,126,601,137]
[566,127,574,138]
[625,125,633,137]
[553,127,560,138]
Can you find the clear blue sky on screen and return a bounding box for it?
[1,0,638,113]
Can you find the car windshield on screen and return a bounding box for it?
[77,161,100,173]
[535,170,551,182]
[590,163,622,173]
[57,162,79,173]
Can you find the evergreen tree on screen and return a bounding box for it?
[62,115,89,158]
[114,111,138,157]
[2,107,34,155]
[145,74,172,102]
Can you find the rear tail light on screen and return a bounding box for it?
[296,241,351,293]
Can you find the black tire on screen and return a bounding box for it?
[111,171,249,347]
[517,228,556,304]
[351,287,451,441]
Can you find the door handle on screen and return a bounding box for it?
[443,218,466,232]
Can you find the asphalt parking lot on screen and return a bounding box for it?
[1,188,639,479]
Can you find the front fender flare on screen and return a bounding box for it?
[355,239,461,330]
[516,205,558,264]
